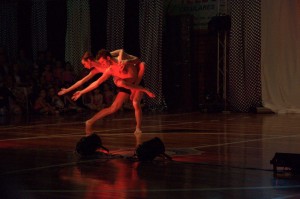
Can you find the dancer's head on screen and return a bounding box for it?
[96,49,112,68]
[81,52,94,69]
[96,49,112,60]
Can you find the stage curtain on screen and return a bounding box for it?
[106,0,125,51]
[65,0,90,74]
[139,0,165,110]
[261,0,300,113]
[0,1,18,61]
[228,0,261,112]
[31,0,47,60]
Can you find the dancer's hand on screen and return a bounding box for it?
[72,91,82,101]
[58,88,67,96]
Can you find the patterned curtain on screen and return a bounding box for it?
[0,0,18,60]
[65,0,91,74]
[228,0,261,112]
[31,0,47,60]
[106,0,125,51]
[139,0,165,110]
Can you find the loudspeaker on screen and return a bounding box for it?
[135,137,172,161]
[270,152,300,174]
[75,133,109,157]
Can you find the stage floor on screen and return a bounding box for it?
[1,111,300,199]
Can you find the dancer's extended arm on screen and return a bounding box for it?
[110,49,138,64]
[58,72,96,96]
[72,69,112,101]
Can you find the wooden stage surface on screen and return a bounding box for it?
[1,111,300,199]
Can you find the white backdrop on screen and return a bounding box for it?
[261,0,300,113]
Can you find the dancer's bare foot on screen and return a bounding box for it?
[85,120,93,136]
[145,89,155,98]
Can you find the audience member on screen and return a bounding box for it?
[47,87,65,112]
[33,89,58,115]
[53,60,64,88]
[16,48,33,78]
[83,87,104,111]
[0,76,23,115]
[35,51,47,76]
[62,62,76,87]
[40,64,54,88]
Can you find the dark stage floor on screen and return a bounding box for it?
[1,111,300,199]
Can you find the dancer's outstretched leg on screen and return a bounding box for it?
[85,92,128,135]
